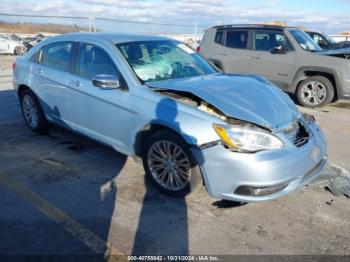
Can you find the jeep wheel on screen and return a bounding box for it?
[296,76,334,108]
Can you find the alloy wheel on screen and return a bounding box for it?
[22,94,39,129]
[300,81,327,106]
[147,140,191,191]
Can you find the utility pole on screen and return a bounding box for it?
[93,16,96,32]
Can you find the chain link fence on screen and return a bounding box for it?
[0,12,206,38]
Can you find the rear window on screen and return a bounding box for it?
[41,41,74,71]
[226,31,248,49]
[29,50,41,63]
[215,31,223,44]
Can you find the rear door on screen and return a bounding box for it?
[218,30,252,73]
[29,41,75,125]
[249,30,296,90]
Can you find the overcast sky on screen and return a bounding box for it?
[0,0,349,34]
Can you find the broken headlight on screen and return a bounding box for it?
[213,124,284,152]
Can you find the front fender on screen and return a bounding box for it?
[292,66,342,96]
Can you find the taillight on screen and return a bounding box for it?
[12,62,16,70]
[196,46,200,52]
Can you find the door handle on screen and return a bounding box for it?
[33,67,43,74]
[68,80,81,87]
[251,56,261,60]
[218,52,228,56]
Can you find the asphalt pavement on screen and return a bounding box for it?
[1,55,350,258]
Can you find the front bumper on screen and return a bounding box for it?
[192,121,327,202]
[339,70,350,99]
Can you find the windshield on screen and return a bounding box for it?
[325,35,336,44]
[116,40,216,83]
[290,30,322,52]
[10,35,19,41]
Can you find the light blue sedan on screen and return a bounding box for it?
[13,33,327,202]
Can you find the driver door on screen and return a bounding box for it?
[249,30,297,90]
[67,42,132,153]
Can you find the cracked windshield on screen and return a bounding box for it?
[117,40,216,82]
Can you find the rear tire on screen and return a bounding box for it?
[142,129,203,197]
[296,76,334,108]
[19,89,48,133]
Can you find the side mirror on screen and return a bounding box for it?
[92,74,122,90]
[271,45,288,54]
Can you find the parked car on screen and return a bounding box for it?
[22,34,46,51]
[13,33,327,202]
[0,34,26,55]
[198,24,350,107]
[306,31,350,50]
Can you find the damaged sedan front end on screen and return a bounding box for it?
[116,38,327,202]
[145,74,327,201]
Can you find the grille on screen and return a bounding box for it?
[293,122,309,147]
[283,121,310,147]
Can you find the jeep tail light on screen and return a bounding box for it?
[12,62,16,70]
[196,46,200,52]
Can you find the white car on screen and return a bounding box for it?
[0,35,26,55]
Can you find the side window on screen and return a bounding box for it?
[225,31,248,49]
[215,31,223,44]
[41,42,73,71]
[313,33,326,45]
[253,31,291,51]
[29,49,41,63]
[76,43,119,79]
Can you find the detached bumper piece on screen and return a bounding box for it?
[234,182,290,197]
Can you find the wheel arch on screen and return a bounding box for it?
[292,67,341,101]
[134,122,195,157]
[17,84,30,98]
[17,85,46,114]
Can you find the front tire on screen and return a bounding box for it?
[19,89,48,133]
[142,130,203,197]
[296,76,334,108]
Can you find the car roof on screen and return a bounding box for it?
[212,24,298,30]
[45,32,171,44]
[306,31,325,35]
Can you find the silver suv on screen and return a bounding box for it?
[199,24,350,107]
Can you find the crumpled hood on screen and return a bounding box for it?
[147,73,299,130]
[317,47,350,58]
